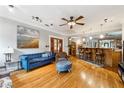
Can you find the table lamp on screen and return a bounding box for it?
[3,47,14,62]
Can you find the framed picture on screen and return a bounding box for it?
[17,25,40,48]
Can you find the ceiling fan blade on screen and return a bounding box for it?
[61,18,69,22]
[70,25,73,29]
[76,23,85,25]
[75,16,84,21]
[59,23,67,26]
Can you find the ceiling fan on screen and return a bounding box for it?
[59,16,85,29]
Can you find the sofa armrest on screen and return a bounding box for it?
[21,56,28,60]
[20,56,29,71]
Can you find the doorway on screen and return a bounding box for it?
[68,41,76,56]
[50,37,63,53]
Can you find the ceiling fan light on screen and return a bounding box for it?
[68,22,75,26]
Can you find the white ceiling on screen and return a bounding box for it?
[0,5,124,36]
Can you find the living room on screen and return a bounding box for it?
[0,2,124,90]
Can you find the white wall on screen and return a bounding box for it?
[0,17,68,66]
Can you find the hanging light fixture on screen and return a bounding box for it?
[99,24,104,39]
[68,21,75,26]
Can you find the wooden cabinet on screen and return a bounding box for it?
[112,51,122,67]
[78,48,122,67]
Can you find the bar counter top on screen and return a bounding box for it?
[79,48,122,67]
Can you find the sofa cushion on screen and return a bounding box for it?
[56,61,72,72]
[42,53,48,58]
[44,52,51,56]
[56,61,71,67]
[29,57,49,63]
[58,58,67,61]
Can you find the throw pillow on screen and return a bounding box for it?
[42,53,48,57]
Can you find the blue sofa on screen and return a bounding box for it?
[20,52,55,71]
[118,63,124,82]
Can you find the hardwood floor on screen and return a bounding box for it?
[11,57,124,88]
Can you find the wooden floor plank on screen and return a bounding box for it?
[10,57,124,88]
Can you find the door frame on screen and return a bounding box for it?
[49,35,64,51]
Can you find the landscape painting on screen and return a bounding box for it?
[17,25,40,48]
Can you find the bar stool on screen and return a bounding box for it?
[87,49,92,61]
[95,49,104,65]
[84,48,91,61]
[83,48,87,60]
[81,49,85,59]
[78,49,82,59]
[79,49,84,59]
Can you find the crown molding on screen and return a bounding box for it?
[0,16,68,36]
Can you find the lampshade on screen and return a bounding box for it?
[0,48,14,54]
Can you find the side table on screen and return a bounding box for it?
[5,61,21,71]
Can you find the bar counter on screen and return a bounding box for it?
[79,48,122,67]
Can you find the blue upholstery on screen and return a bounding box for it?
[20,52,55,71]
[56,60,72,73]
[58,58,67,61]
